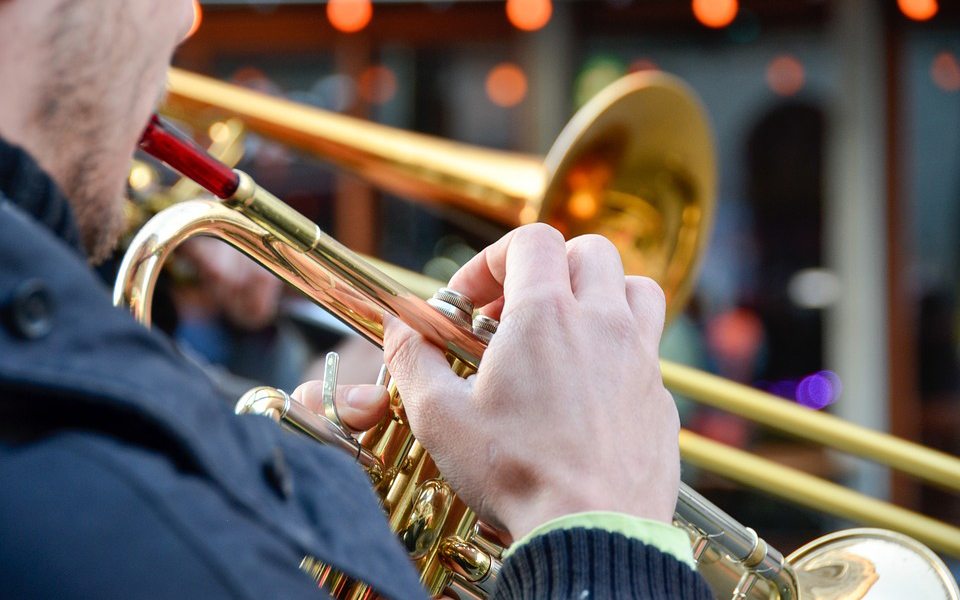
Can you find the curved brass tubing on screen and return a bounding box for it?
[115,193,960,559]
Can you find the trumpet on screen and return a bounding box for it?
[156,68,960,551]
[115,73,960,599]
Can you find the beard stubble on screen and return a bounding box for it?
[32,0,150,264]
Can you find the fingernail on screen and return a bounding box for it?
[346,385,386,409]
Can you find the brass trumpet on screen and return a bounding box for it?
[114,70,960,598]
[156,69,960,552]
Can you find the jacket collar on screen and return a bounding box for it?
[0,136,85,255]
[0,141,300,545]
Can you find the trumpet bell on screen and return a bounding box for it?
[789,529,960,600]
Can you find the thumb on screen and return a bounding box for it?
[383,315,471,437]
[292,381,389,432]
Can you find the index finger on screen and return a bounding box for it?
[448,223,572,309]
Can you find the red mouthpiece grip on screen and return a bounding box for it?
[139,115,240,199]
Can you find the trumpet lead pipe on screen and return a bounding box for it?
[677,484,797,600]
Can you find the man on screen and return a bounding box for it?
[0,1,712,598]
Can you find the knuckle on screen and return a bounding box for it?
[519,221,563,239]
[567,233,617,256]
[663,390,681,431]
[566,235,622,270]
[627,276,667,328]
[582,298,631,329]
[515,222,566,251]
[630,275,666,304]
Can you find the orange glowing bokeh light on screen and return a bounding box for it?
[898,0,938,21]
[692,0,738,28]
[486,63,528,107]
[568,191,600,220]
[359,65,399,105]
[183,0,202,41]
[506,0,553,32]
[706,308,764,362]
[565,160,611,221]
[932,52,960,92]
[327,0,373,33]
[766,55,805,96]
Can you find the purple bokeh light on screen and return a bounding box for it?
[763,371,842,410]
[797,371,842,409]
[768,379,799,401]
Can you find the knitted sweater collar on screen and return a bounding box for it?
[0,136,85,256]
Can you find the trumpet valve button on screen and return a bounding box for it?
[428,287,474,329]
[472,315,499,343]
[432,287,475,314]
[400,480,453,559]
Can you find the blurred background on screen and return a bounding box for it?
[140,0,960,566]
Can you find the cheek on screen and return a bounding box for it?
[164,0,197,46]
[134,0,192,57]
[123,2,194,125]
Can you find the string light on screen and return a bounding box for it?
[506,0,553,32]
[486,63,528,107]
[692,0,738,29]
[931,51,960,92]
[898,0,938,21]
[128,162,155,192]
[183,0,202,41]
[358,65,399,105]
[327,0,373,33]
[766,55,805,97]
[628,58,659,73]
[797,371,842,409]
[574,55,624,108]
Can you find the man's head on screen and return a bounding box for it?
[0,0,193,262]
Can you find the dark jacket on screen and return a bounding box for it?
[0,138,712,600]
